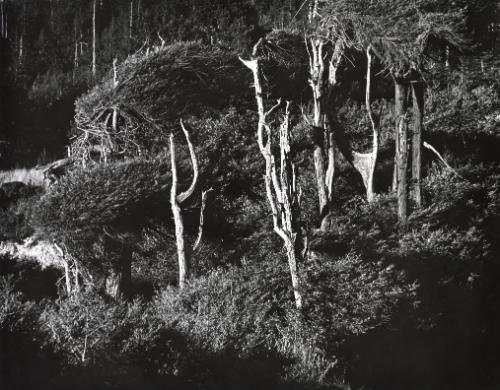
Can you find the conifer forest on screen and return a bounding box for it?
[1,1,500,389]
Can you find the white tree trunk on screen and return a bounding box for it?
[193,188,212,251]
[169,120,202,289]
[170,133,188,289]
[364,45,379,202]
[307,37,340,230]
[241,44,304,309]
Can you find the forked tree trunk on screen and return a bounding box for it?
[241,45,304,309]
[394,79,409,225]
[170,133,189,289]
[411,81,424,207]
[169,120,201,289]
[308,38,329,227]
[307,38,342,230]
[308,0,318,22]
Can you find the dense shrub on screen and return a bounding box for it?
[41,293,138,368]
[150,252,415,386]
[72,41,251,161]
[31,157,173,260]
[0,277,63,389]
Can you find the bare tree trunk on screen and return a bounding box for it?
[18,34,22,65]
[73,18,79,81]
[411,81,424,207]
[129,1,133,40]
[92,0,97,78]
[112,58,119,131]
[325,44,379,203]
[169,120,202,289]
[18,1,26,65]
[307,38,342,230]
[394,79,409,225]
[308,0,318,22]
[241,45,304,309]
[364,45,379,202]
[278,106,304,309]
[80,28,84,56]
[308,38,328,223]
[393,78,408,191]
[392,142,398,191]
[193,188,212,251]
[170,133,189,289]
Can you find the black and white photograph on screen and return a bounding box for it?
[1,1,500,389]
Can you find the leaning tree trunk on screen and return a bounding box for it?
[241,43,304,309]
[394,78,409,225]
[411,80,424,208]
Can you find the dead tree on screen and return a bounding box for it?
[241,47,304,310]
[411,80,424,207]
[393,76,410,225]
[73,16,79,81]
[169,119,201,289]
[321,43,380,203]
[307,37,381,231]
[193,188,212,251]
[306,37,337,229]
[356,45,380,202]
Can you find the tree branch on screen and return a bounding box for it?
[177,119,200,204]
[423,141,466,180]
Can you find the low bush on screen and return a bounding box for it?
[0,277,63,389]
[151,251,415,386]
